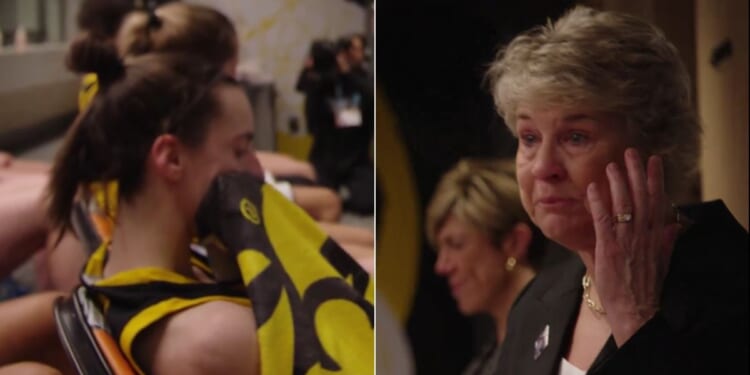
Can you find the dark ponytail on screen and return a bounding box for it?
[65,33,125,87]
[48,51,226,232]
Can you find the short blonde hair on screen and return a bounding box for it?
[426,159,527,249]
[486,6,701,198]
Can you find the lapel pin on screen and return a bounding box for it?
[533,324,550,360]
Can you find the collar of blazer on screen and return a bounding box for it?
[503,255,585,374]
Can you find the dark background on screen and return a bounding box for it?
[377,1,575,373]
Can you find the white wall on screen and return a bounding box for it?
[191,0,368,133]
[0,45,78,134]
[0,0,80,135]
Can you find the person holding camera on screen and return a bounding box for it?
[296,34,373,215]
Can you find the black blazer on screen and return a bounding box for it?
[496,200,749,374]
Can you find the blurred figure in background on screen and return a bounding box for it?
[427,158,548,374]
[297,33,374,215]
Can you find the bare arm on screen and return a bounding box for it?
[0,173,49,279]
[135,300,259,375]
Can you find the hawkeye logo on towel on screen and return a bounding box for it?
[236,183,374,375]
[240,198,261,225]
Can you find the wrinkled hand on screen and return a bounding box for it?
[586,148,682,346]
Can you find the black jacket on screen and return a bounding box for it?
[496,200,749,375]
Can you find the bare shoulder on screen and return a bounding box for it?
[135,300,259,375]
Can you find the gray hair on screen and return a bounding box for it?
[486,6,701,198]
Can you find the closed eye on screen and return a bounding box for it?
[444,237,465,251]
[233,132,255,158]
[234,147,249,158]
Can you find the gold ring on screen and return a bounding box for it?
[614,212,633,223]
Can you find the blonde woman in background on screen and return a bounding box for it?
[427,158,551,374]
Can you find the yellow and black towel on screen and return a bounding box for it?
[78,74,373,374]
[196,171,374,375]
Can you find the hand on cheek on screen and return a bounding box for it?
[585,148,681,346]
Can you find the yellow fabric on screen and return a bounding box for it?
[120,295,251,375]
[243,184,374,375]
[78,73,99,112]
[263,185,332,296]
[79,74,120,231]
[236,249,272,286]
[83,247,251,375]
[83,242,201,287]
[88,181,119,221]
[311,301,374,374]
[81,182,374,374]
[76,75,373,371]
[83,241,109,278]
[257,289,295,375]
[94,267,201,287]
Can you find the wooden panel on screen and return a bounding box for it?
[696,0,749,229]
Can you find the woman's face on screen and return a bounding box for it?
[434,214,508,316]
[514,105,630,251]
[179,85,263,217]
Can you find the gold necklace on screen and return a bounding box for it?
[582,274,606,315]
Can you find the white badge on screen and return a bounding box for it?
[534,324,550,360]
[330,90,363,128]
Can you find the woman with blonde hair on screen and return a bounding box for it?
[427,158,549,374]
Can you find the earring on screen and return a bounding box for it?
[505,256,517,272]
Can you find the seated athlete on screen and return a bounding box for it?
[0,1,372,290]
[47,51,262,374]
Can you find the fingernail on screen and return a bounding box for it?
[627,148,640,160]
[588,182,597,195]
[606,163,616,174]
